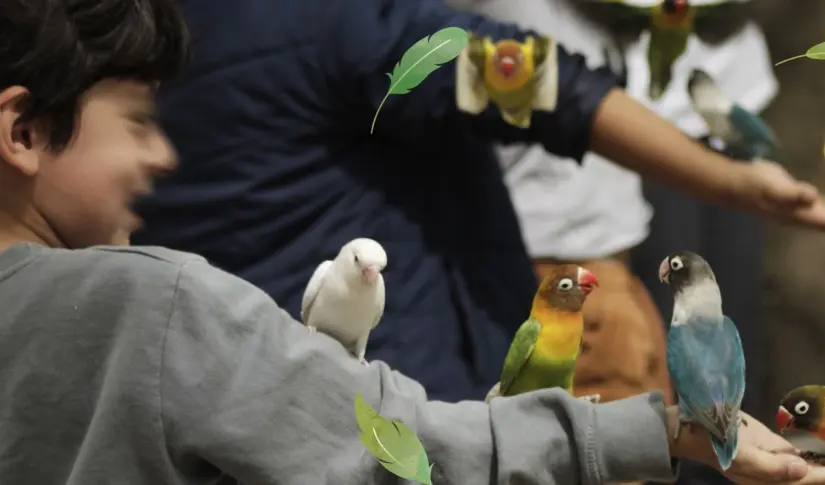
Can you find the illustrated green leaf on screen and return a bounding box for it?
[370,26,469,134]
[775,42,825,66]
[354,392,433,484]
[808,42,825,60]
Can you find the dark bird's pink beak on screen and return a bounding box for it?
[659,257,670,284]
[577,267,598,294]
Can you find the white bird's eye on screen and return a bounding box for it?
[795,401,810,415]
[353,254,360,264]
[557,278,574,291]
[670,257,684,271]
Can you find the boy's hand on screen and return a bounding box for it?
[732,160,825,230]
[667,406,825,484]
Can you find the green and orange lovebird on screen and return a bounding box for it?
[647,0,696,99]
[777,385,825,439]
[485,265,599,402]
[777,385,825,462]
[459,32,556,129]
[590,0,726,99]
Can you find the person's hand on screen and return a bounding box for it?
[731,159,825,230]
[667,407,825,484]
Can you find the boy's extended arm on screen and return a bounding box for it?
[158,259,677,484]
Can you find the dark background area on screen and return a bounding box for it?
[756,0,825,424]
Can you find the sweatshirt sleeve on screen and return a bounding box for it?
[329,0,619,161]
[159,259,677,484]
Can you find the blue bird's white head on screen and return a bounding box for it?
[688,69,733,117]
[659,251,716,292]
[659,251,722,321]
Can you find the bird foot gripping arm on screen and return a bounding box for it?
[484,382,501,403]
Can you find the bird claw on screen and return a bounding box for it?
[485,382,501,403]
[307,326,317,335]
[578,394,601,404]
[737,415,748,427]
[673,415,694,441]
[357,356,370,367]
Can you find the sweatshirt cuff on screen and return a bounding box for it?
[589,392,679,483]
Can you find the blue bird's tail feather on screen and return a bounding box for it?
[711,432,739,471]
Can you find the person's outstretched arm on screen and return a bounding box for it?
[159,259,677,484]
[329,0,825,229]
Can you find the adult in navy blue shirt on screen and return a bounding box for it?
[134,0,825,402]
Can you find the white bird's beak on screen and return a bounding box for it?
[362,267,379,284]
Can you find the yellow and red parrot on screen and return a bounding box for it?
[486,265,600,402]
[455,32,558,129]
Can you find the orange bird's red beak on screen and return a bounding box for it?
[776,406,794,431]
[577,267,599,294]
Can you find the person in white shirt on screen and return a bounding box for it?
[451,0,673,427]
[628,9,777,485]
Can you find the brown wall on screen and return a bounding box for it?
[756,0,825,420]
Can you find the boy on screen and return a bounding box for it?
[0,0,820,484]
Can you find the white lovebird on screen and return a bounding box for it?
[301,238,387,365]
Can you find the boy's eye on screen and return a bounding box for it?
[127,113,160,137]
[129,112,158,127]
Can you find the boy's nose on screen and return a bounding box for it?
[148,133,179,173]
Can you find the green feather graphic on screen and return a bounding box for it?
[776,41,825,66]
[370,26,469,134]
[354,392,433,484]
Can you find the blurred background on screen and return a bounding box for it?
[758,0,825,423]
[467,0,825,427]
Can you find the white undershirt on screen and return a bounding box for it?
[458,0,778,260]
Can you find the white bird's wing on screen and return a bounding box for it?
[300,260,333,324]
[371,276,386,329]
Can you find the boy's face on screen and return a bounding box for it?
[0,79,177,248]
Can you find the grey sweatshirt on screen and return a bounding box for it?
[0,243,677,484]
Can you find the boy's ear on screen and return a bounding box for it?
[0,86,42,176]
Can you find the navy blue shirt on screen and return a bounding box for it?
[134,0,618,402]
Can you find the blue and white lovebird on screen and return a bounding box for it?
[659,251,746,471]
[688,69,778,161]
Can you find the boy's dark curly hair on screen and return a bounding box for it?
[0,0,191,150]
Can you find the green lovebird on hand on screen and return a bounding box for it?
[777,385,825,465]
[486,265,600,402]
